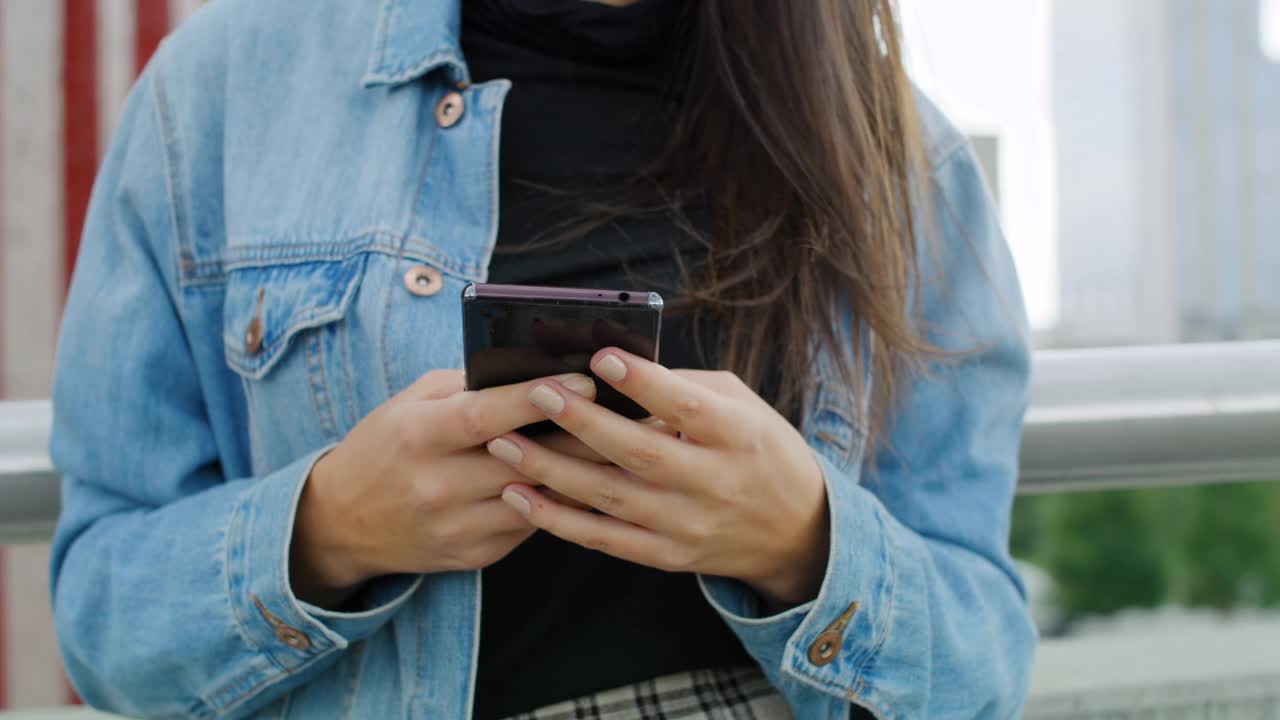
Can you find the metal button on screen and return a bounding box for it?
[404,265,443,297]
[245,288,265,354]
[275,625,312,650]
[807,600,859,667]
[808,630,842,665]
[435,91,464,128]
[252,594,312,651]
[244,318,263,355]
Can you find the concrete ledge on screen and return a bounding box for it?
[1026,617,1280,719]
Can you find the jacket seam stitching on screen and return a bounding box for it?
[223,304,351,377]
[928,134,969,173]
[363,0,393,81]
[187,235,489,285]
[211,649,341,719]
[341,640,369,719]
[849,506,896,705]
[306,330,340,443]
[147,62,194,290]
[339,318,358,433]
[926,137,962,175]
[224,488,264,656]
[380,88,442,399]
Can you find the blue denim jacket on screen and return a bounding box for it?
[49,1,1036,717]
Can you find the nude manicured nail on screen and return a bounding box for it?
[593,354,627,382]
[487,438,523,465]
[502,489,531,516]
[529,384,565,415]
[555,373,595,398]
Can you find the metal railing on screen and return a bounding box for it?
[0,400,54,545]
[1018,340,1280,494]
[1,340,1279,717]
[4,341,1278,544]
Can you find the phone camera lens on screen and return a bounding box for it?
[618,292,631,302]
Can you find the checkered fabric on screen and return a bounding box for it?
[503,665,794,720]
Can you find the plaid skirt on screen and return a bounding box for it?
[503,665,794,720]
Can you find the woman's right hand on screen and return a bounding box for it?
[289,369,597,608]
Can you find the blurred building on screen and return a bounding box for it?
[1052,0,1280,346]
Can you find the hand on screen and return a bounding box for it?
[487,349,831,609]
[290,369,599,608]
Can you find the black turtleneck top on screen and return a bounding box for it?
[462,1,756,717]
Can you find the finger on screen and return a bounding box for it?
[419,373,596,451]
[588,349,741,446]
[541,488,593,511]
[537,432,610,464]
[640,417,681,439]
[431,452,532,501]
[437,496,533,536]
[397,368,466,402]
[524,379,707,487]
[501,484,686,571]
[440,451,593,505]
[670,368,753,397]
[487,434,672,528]
[466,528,537,569]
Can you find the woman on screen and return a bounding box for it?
[48,0,1036,718]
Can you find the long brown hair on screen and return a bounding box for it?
[574,0,932,449]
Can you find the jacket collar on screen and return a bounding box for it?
[362,0,469,87]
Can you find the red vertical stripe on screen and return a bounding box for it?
[62,3,96,702]
[134,0,169,72]
[63,4,93,701]
[62,0,99,293]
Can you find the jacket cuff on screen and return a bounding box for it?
[698,450,893,705]
[224,448,421,672]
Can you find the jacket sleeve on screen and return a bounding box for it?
[697,142,1037,719]
[48,62,420,720]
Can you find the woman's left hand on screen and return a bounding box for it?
[488,348,831,609]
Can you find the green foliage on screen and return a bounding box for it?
[1181,483,1280,609]
[1010,480,1280,620]
[1009,495,1045,560]
[1042,490,1168,617]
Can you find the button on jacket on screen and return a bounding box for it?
[48,0,1037,718]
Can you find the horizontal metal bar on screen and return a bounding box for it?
[0,400,57,544]
[1019,340,1280,494]
[2,341,1279,542]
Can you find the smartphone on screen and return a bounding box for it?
[462,283,663,425]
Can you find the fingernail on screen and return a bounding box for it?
[555,373,595,398]
[487,438,523,465]
[529,384,565,415]
[502,488,531,516]
[593,354,627,382]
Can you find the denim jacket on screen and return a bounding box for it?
[48,0,1036,718]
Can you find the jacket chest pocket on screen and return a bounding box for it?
[222,254,370,473]
[221,248,470,473]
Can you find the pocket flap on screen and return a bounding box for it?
[222,255,368,379]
